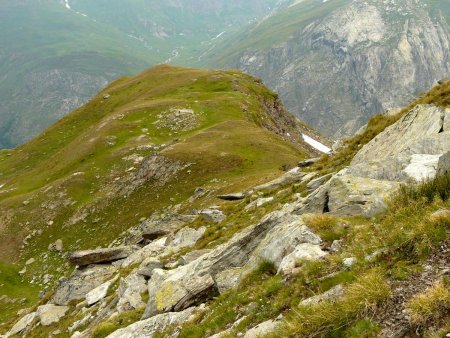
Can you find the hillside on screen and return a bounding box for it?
[0,72,448,337]
[203,0,450,138]
[0,0,282,149]
[0,65,327,328]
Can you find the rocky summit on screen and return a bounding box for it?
[0,68,449,338]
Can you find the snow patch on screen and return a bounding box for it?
[302,134,331,154]
[65,0,71,9]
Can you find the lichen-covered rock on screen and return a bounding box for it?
[200,209,226,223]
[178,249,212,265]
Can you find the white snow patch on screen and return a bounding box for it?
[302,134,331,154]
[213,31,226,40]
[65,0,71,9]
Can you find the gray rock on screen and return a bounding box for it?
[85,279,113,306]
[253,167,306,191]
[244,197,274,211]
[343,257,357,268]
[141,229,170,241]
[244,319,280,338]
[52,265,117,305]
[200,209,226,223]
[300,284,345,306]
[298,158,320,168]
[36,304,69,326]
[121,241,167,268]
[117,273,147,313]
[248,216,322,270]
[179,249,212,266]
[214,267,244,293]
[137,258,164,277]
[349,105,450,182]
[217,193,246,201]
[48,239,63,252]
[307,174,332,193]
[106,307,198,338]
[69,246,138,266]
[169,226,206,248]
[330,240,343,253]
[430,209,450,222]
[278,243,328,275]
[6,312,36,336]
[297,174,400,217]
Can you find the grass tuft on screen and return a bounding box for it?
[406,278,450,325]
[283,269,390,337]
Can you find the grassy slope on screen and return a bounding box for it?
[0,65,312,324]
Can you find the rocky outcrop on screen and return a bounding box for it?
[349,105,450,182]
[69,246,138,266]
[5,312,36,337]
[224,0,450,137]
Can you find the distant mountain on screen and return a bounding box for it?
[203,0,450,137]
[0,0,281,148]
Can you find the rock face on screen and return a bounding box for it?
[69,246,138,266]
[349,105,450,182]
[222,0,450,137]
[86,280,113,306]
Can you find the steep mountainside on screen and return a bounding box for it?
[0,65,326,327]
[0,72,448,338]
[205,0,450,137]
[0,0,282,149]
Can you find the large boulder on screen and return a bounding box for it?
[106,307,198,338]
[169,226,206,248]
[247,216,323,270]
[296,174,400,217]
[36,304,69,326]
[69,246,138,266]
[349,105,450,182]
[52,265,117,306]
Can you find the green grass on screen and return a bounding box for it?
[0,65,311,325]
